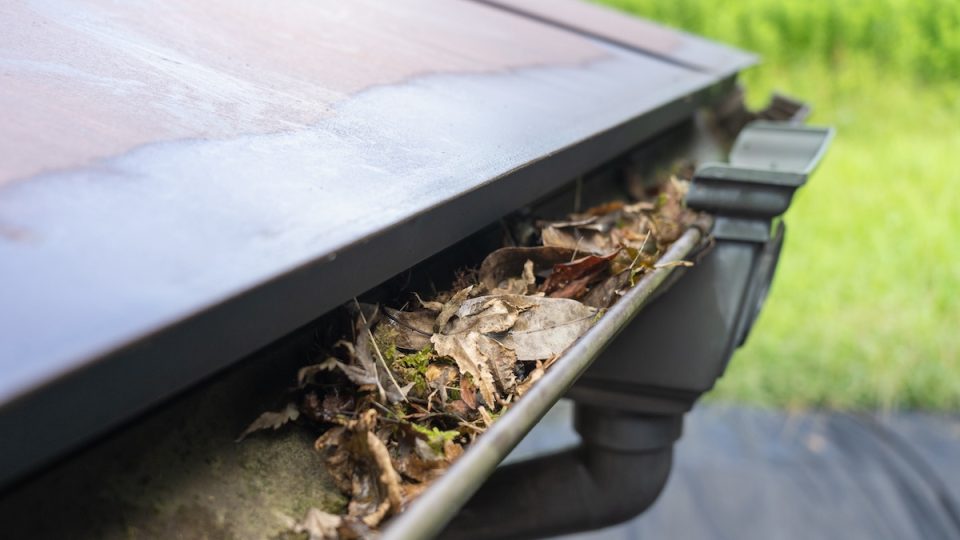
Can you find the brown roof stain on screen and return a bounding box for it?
[0,0,606,185]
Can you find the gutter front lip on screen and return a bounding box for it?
[382,226,704,539]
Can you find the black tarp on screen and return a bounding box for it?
[507,401,960,539]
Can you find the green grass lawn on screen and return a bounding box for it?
[598,0,960,409]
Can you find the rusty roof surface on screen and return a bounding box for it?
[0,0,753,485]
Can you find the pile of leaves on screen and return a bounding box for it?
[241,176,701,539]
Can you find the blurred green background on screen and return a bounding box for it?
[599,0,960,409]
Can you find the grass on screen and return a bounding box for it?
[598,0,960,409]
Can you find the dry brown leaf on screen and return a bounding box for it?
[431,332,502,407]
[540,225,612,255]
[454,295,597,361]
[581,271,630,309]
[424,364,458,403]
[366,431,403,514]
[541,251,619,301]
[294,508,343,540]
[236,402,299,442]
[444,297,520,335]
[522,259,536,286]
[297,357,338,387]
[443,439,464,461]
[478,246,577,292]
[485,340,518,396]
[413,292,443,312]
[459,375,478,410]
[382,308,434,351]
[504,300,596,360]
[435,286,473,332]
[402,482,432,504]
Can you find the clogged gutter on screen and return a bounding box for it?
[240,170,702,539]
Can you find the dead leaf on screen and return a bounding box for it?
[338,311,408,404]
[503,298,596,360]
[540,225,612,255]
[294,508,343,540]
[584,201,626,216]
[478,246,576,292]
[443,439,464,461]
[413,292,443,312]
[459,375,478,410]
[452,295,597,361]
[435,286,473,332]
[297,357,338,387]
[444,297,520,335]
[236,402,299,442]
[581,271,630,309]
[542,251,619,299]
[431,332,508,407]
[522,259,535,285]
[366,430,403,514]
[424,364,458,402]
[402,483,432,505]
[382,308,434,351]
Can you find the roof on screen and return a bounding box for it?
[0,0,754,486]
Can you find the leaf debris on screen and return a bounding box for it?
[237,169,703,537]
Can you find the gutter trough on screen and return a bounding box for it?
[383,227,704,539]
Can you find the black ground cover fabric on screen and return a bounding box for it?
[506,401,960,539]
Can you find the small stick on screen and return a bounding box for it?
[354,298,408,402]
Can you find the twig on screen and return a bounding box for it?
[354,298,408,403]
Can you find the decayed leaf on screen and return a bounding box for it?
[413,292,443,312]
[297,357,339,387]
[431,332,504,407]
[522,259,536,285]
[581,271,630,309]
[541,251,619,299]
[540,226,607,255]
[443,439,464,461]
[294,508,343,540]
[485,341,518,396]
[444,297,520,335]
[366,430,403,515]
[274,175,703,537]
[500,297,597,360]
[435,286,473,332]
[350,311,408,404]
[478,246,576,292]
[236,402,300,442]
[382,308,434,351]
[451,295,597,361]
[459,375,478,409]
[424,363,458,402]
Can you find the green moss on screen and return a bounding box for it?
[391,346,434,396]
[409,423,459,453]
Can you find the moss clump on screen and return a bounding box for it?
[409,423,460,453]
[391,346,434,396]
